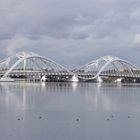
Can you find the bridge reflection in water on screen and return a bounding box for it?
[0,82,136,112]
[0,51,140,82]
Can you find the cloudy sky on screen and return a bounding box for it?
[0,0,140,68]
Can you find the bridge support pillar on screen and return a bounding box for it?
[97,76,103,83]
[71,74,79,82]
[115,78,123,83]
[40,75,47,82]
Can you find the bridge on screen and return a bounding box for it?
[73,56,140,82]
[0,51,140,82]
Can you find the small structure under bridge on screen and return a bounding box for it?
[0,52,140,82]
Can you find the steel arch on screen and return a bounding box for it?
[74,56,137,80]
[0,51,71,78]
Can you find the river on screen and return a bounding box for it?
[0,82,140,140]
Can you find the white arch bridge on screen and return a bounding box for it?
[74,56,140,82]
[0,52,140,82]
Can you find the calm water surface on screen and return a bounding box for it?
[0,82,140,140]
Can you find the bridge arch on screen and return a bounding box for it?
[0,51,71,78]
[74,56,137,81]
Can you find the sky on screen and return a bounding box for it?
[0,0,140,68]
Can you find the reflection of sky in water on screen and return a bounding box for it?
[1,82,140,112]
[0,82,140,140]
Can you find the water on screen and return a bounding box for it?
[0,82,140,140]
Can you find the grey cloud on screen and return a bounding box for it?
[0,0,140,67]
